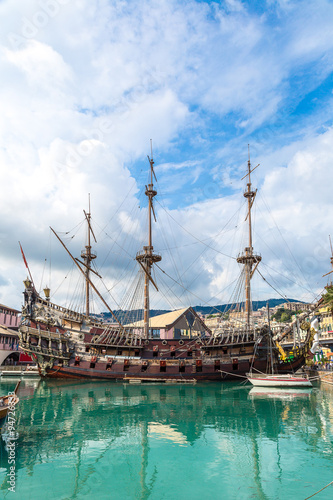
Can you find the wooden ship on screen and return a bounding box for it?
[18,148,318,381]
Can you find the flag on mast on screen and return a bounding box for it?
[19,241,35,286]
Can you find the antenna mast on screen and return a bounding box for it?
[136,140,161,338]
[237,146,261,330]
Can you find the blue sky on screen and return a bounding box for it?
[0,0,333,312]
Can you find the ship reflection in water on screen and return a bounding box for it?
[0,380,332,499]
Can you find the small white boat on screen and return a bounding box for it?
[246,372,312,387]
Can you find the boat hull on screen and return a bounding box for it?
[41,355,307,381]
[247,375,312,387]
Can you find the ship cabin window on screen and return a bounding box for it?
[85,346,90,353]
[187,349,193,357]
[141,362,148,372]
[179,362,185,373]
[117,349,123,355]
[214,360,220,371]
[134,349,140,357]
[180,329,189,338]
[222,347,228,354]
[232,360,238,371]
[152,329,160,339]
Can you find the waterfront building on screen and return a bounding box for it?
[0,303,32,365]
[127,307,211,339]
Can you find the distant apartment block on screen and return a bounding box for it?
[282,302,310,312]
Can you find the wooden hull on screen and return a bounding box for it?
[42,355,307,381]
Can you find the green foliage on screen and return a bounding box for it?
[271,308,294,323]
[322,286,333,313]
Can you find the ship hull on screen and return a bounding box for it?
[39,354,307,381]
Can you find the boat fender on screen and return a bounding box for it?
[78,333,85,341]
[162,340,167,345]
[145,339,150,345]
[179,340,184,345]
[196,339,202,345]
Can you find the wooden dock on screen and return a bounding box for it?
[318,372,333,386]
[0,366,40,377]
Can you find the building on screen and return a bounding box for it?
[0,303,32,365]
[282,302,309,312]
[0,303,20,328]
[127,307,211,339]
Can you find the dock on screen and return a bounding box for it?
[319,372,333,386]
[0,366,40,378]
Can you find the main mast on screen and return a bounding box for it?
[80,196,97,317]
[136,142,161,338]
[236,147,261,329]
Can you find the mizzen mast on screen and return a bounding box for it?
[136,141,161,338]
[236,146,261,329]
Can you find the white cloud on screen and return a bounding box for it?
[0,0,333,312]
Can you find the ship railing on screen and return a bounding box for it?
[19,325,68,341]
[34,298,85,322]
[21,343,72,359]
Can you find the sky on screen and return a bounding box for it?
[1,0,333,314]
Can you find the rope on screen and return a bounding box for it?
[304,480,333,499]
[218,370,248,379]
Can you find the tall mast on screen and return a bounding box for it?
[81,195,97,317]
[236,146,261,329]
[136,141,161,338]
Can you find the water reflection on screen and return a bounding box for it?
[0,379,332,499]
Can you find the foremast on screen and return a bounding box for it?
[136,143,161,338]
[236,147,261,330]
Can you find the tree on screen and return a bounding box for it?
[322,286,333,313]
[280,312,290,323]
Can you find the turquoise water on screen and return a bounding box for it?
[0,379,332,500]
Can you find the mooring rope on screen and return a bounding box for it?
[304,480,333,499]
[218,370,248,379]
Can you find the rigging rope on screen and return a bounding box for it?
[155,199,238,260]
[155,263,240,316]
